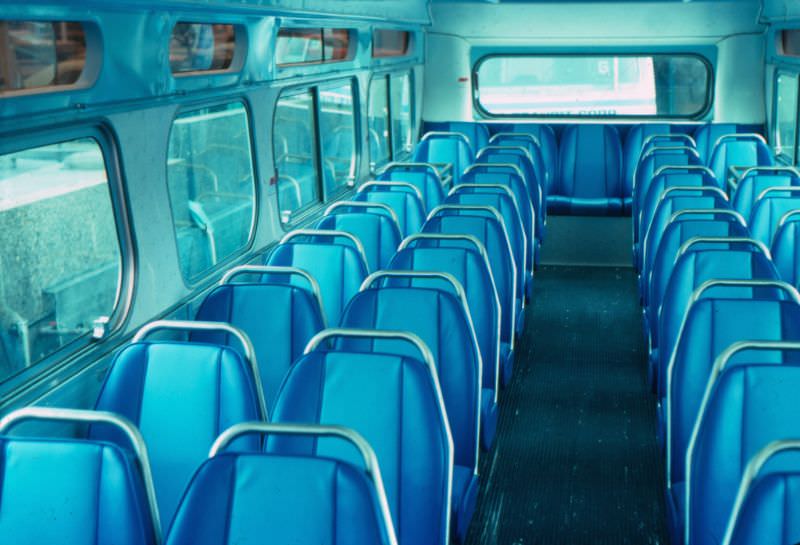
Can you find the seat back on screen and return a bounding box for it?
[355,182,426,237]
[488,134,550,195]
[730,167,800,223]
[623,124,672,198]
[748,188,800,248]
[0,407,160,545]
[772,212,800,288]
[194,268,325,410]
[340,279,480,476]
[506,123,558,186]
[633,146,703,227]
[447,185,528,280]
[317,205,402,271]
[389,238,501,396]
[655,241,777,394]
[475,147,544,229]
[693,123,738,164]
[556,124,623,214]
[688,363,800,545]
[414,132,474,185]
[709,134,775,184]
[269,334,452,545]
[425,121,489,154]
[167,423,397,545]
[668,289,800,496]
[93,323,265,527]
[378,163,446,212]
[265,235,369,325]
[636,165,716,252]
[724,440,800,545]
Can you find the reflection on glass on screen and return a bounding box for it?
[368,77,391,168]
[0,139,121,379]
[276,28,351,67]
[169,23,235,73]
[390,73,413,157]
[274,92,320,220]
[0,21,86,92]
[373,29,410,58]
[776,73,798,162]
[319,83,357,196]
[167,102,255,280]
[477,55,710,117]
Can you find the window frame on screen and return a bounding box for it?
[472,52,714,120]
[165,97,260,285]
[0,123,135,396]
[772,69,800,165]
[273,76,360,229]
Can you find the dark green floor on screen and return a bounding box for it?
[464,265,669,544]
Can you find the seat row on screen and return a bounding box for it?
[0,129,538,545]
[428,120,773,216]
[629,127,800,545]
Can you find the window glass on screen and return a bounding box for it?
[276,28,352,67]
[373,29,410,58]
[368,76,391,169]
[0,21,86,92]
[775,73,799,162]
[170,23,236,74]
[319,82,357,196]
[274,91,319,221]
[780,29,800,58]
[0,138,121,379]
[390,72,413,157]
[476,55,711,117]
[167,102,255,280]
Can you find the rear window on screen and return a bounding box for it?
[0,21,87,93]
[475,55,711,118]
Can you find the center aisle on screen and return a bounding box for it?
[465,265,669,544]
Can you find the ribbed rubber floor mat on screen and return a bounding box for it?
[465,266,669,545]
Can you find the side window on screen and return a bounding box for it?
[775,72,799,163]
[319,81,357,196]
[274,91,320,222]
[166,102,256,281]
[0,138,122,380]
[368,76,391,169]
[390,72,413,158]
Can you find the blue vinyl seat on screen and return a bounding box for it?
[640,187,730,297]
[423,207,519,382]
[475,146,545,239]
[269,330,452,545]
[685,345,800,545]
[506,123,558,188]
[447,184,530,302]
[0,408,160,545]
[623,123,672,207]
[340,277,480,543]
[772,212,800,288]
[653,241,777,407]
[708,134,775,187]
[414,132,474,185]
[635,166,718,271]
[747,188,800,249]
[378,163,446,212]
[389,237,501,450]
[194,266,326,411]
[632,146,703,238]
[693,123,738,165]
[166,424,397,545]
[92,324,265,529]
[355,182,426,237]
[553,124,624,215]
[724,441,800,545]
[425,121,489,155]
[664,286,800,542]
[462,164,537,269]
[264,231,369,326]
[730,167,800,223]
[489,132,551,197]
[317,203,403,272]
